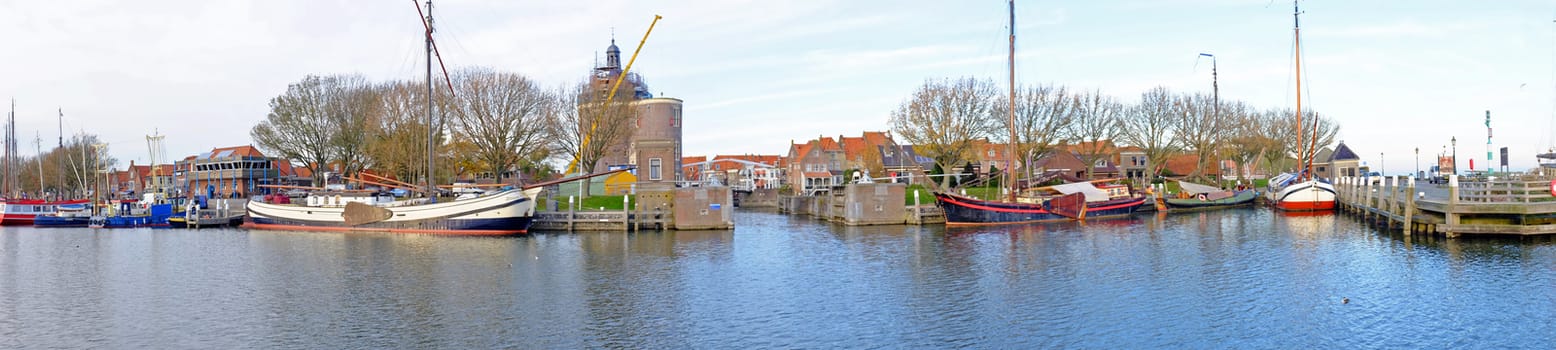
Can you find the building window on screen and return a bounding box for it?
[649,158,662,180]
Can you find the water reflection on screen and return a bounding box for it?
[4,210,1556,347]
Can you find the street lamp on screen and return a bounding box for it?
[1379,152,1384,176]
[1414,147,1419,178]
[1451,136,1457,175]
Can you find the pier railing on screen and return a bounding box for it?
[1456,176,1556,203]
[1335,174,1556,237]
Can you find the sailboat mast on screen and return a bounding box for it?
[1292,0,1305,181]
[6,98,13,198]
[35,133,42,196]
[424,0,436,200]
[1005,0,1018,202]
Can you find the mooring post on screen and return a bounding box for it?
[1387,176,1399,225]
[623,194,630,232]
[1338,178,1350,210]
[1364,176,1374,219]
[1446,175,1460,237]
[1403,176,1416,235]
[568,195,576,232]
[1339,176,1349,213]
[913,190,921,224]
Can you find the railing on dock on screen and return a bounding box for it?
[1336,173,1556,237]
[1456,176,1556,203]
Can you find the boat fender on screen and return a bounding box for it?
[1196,193,1207,201]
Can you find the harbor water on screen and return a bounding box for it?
[3,208,1556,348]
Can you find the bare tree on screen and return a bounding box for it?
[1173,92,1228,183]
[444,68,553,184]
[1004,83,1076,179]
[889,77,1000,188]
[1291,110,1340,173]
[366,81,434,183]
[1118,86,1181,182]
[1221,101,1272,184]
[327,75,379,179]
[549,81,637,195]
[1069,89,1124,179]
[252,75,343,185]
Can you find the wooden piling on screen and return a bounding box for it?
[1445,175,1459,237]
[1403,176,1415,235]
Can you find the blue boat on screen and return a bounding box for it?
[89,203,175,228]
[34,203,93,228]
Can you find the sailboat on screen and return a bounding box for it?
[1265,1,1337,211]
[244,1,537,235]
[932,0,1146,225]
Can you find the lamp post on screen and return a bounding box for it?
[1414,147,1419,178]
[1379,152,1384,176]
[1451,136,1457,175]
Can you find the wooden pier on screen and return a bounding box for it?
[1335,174,1556,237]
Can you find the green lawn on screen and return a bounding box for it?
[542,195,636,211]
[905,185,933,205]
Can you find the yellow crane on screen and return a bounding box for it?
[565,14,662,175]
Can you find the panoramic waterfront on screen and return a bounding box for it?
[4,209,1556,348]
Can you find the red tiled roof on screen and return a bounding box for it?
[792,143,814,161]
[208,145,264,158]
[975,141,1011,161]
[839,137,868,161]
[1162,154,1219,176]
[816,137,840,152]
[682,156,707,166]
[862,131,891,147]
[1062,140,1118,156]
[130,165,151,179]
[802,171,832,178]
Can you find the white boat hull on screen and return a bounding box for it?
[1266,179,1336,211]
[245,188,537,235]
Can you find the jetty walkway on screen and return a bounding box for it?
[1335,174,1556,237]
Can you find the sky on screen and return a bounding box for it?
[3,0,1555,175]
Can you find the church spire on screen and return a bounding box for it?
[605,29,621,69]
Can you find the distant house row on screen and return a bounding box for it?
[108,145,314,199]
[681,131,1367,196]
[103,135,1365,200]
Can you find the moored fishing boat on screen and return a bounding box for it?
[1265,0,1336,212]
[241,1,537,236]
[936,191,1145,225]
[244,188,538,235]
[1265,172,1336,211]
[1164,180,1258,211]
[932,0,1151,224]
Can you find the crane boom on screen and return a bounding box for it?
[565,14,661,175]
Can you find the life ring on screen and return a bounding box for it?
[1196,193,1208,201]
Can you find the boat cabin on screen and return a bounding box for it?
[304,192,397,208]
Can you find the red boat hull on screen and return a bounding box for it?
[1275,200,1336,211]
[0,213,37,226]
